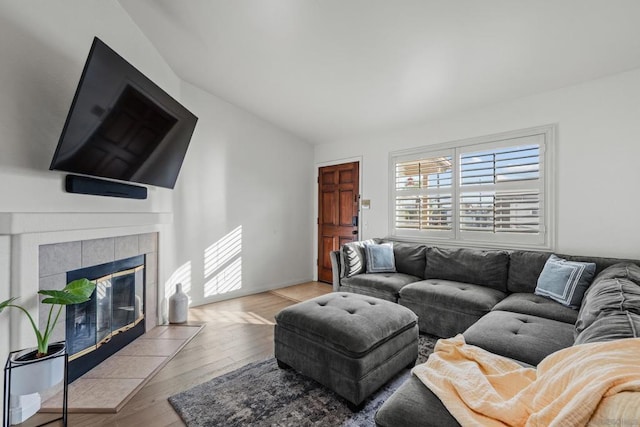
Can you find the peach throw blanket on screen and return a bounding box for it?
[412,335,640,426]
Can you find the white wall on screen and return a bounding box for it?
[0,0,179,214]
[0,2,182,401]
[0,0,314,355]
[0,236,9,376]
[171,81,314,307]
[315,68,640,260]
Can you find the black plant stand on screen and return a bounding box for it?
[3,344,68,427]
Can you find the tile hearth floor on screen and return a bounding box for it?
[40,324,203,413]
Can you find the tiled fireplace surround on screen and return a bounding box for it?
[1,213,171,353]
[38,233,159,346]
[0,213,173,416]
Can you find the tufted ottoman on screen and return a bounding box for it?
[274,292,419,408]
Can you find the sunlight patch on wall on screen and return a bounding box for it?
[204,226,242,297]
[166,260,192,304]
[205,257,242,296]
[204,226,242,277]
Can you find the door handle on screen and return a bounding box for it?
[352,230,358,235]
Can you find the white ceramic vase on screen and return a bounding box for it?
[168,283,188,324]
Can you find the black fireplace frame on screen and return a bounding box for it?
[65,255,146,382]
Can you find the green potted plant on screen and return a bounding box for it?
[1,278,96,396]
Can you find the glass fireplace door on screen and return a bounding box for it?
[96,276,112,346]
[66,261,145,360]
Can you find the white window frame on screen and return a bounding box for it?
[389,124,556,251]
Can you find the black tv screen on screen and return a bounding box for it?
[50,37,197,189]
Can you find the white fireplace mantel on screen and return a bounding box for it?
[3,211,171,353]
[0,209,173,414]
[0,212,172,235]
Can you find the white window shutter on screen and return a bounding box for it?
[390,125,555,250]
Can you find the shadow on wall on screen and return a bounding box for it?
[204,225,242,297]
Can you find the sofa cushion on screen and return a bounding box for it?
[390,242,426,278]
[374,346,534,427]
[400,279,506,317]
[463,310,575,366]
[534,254,596,309]
[375,375,461,427]
[575,262,640,337]
[341,273,421,302]
[424,247,510,292]
[562,254,640,276]
[588,261,640,284]
[340,239,374,277]
[399,279,506,337]
[365,242,396,273]
[574,311,640,345]
[507,251,551,293]
[492,293,578,324]
[507,251,640,294]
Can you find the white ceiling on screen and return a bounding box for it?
[119,0,640,143]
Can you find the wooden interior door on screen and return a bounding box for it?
[317,161,360,283]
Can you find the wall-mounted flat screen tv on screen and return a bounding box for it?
[50,37,198,189]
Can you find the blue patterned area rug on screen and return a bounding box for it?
[168,334,438,427]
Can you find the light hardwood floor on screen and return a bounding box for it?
[26,281,331,427]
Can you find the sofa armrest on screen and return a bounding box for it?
[329,250,341,291]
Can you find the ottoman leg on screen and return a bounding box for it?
[277,359,291,369]
[346,400,365,412]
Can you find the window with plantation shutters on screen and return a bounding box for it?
[390,125,555,250]
[394,154,453,234]
[459,142,540,234]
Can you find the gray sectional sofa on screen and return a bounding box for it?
[329,239,640,426]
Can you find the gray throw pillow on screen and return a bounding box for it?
[365,243,396,273]
[534,254,596,309]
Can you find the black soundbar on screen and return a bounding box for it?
[65,175,148,199]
